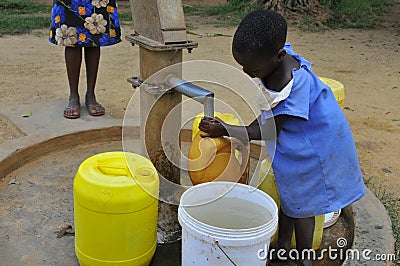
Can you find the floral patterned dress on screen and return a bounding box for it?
[49,0,121,47]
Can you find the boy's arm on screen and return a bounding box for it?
[199,115,287,143]
[246,114,287,141]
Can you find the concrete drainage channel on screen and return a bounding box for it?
[0,102,395,265]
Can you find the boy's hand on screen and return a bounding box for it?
[198,117,228,138]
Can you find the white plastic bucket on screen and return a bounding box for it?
[178,182,278,265]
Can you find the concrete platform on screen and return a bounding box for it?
[1,100,122,135]
[0,101,395,265]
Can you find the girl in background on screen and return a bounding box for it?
[49,0,121,118]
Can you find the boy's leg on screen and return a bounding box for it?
[276,209,295,257]
[294,216,315,266]
[84,47,104,115]
[64,47,82,117]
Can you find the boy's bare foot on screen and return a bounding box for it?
[64,97,80,119]
[85,95,105,116]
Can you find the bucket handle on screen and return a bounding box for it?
[215,240,237,266]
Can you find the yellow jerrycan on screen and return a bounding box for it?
[258,159,324,250]
[74,152,159,265]
[190,113,248,185]
[320,77,345,109]
[188,130,249,185]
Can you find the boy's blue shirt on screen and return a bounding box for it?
[261,43,365,218]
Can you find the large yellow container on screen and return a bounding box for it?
[320,77,345,109]
[74,152,159,265]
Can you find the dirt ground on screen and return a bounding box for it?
[0,0,399,201]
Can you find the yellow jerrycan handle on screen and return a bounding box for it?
[95,164,132,177]
[95,161,156,184]
[229,138,250,184]
[188,133,250,185]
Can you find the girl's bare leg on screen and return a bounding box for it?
[84,47,104,115]
[64,47,82,117]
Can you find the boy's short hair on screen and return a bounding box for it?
[233,10,287,55]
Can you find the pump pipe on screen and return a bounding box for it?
[165,74,214,119]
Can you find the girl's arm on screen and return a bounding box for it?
[198,115,287,143]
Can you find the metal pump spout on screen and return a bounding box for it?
[165,74,214,119]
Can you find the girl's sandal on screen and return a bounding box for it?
[64,105,80,119]
[86,103,105,116]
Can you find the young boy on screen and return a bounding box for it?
[199,10,365,265]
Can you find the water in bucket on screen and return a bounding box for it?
[185,197,272,229]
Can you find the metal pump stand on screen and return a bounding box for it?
[127,0,198,243]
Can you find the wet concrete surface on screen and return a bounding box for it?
[151,241,181,265]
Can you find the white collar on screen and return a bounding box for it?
[254,78,293,111]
